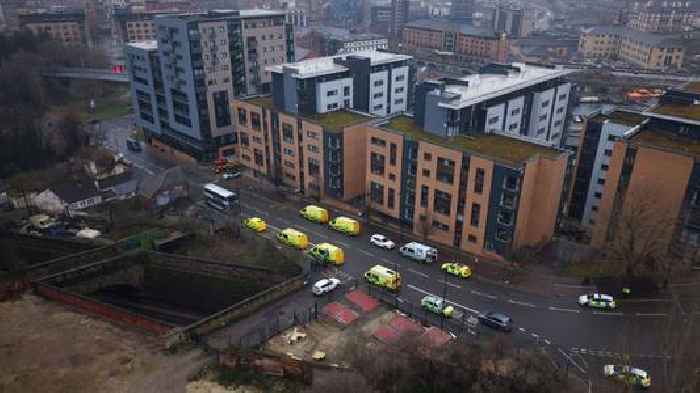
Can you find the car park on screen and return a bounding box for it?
[603,365,651,389]
[578,293,616,309]
[369,234,396,249]
[441,262,472,278]
[243,217,267,232]
[478,312,513,332]
[312,278,341,296]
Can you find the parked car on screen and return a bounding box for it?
[478,312,513,332]
[222,171,241,180]
[312,278,341,296]
[578,293,616,309]
[369,234,396,249]
[399,242,437,263]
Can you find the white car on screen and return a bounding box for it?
[222,171,241,180]
[369,234,396,249]
[312,278,341,296]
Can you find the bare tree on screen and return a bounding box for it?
[418,211,433,242]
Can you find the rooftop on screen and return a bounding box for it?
[631,129,700,158]
[268,51,413,78]
[583,26,685,47]
[154,9,286,22]
[382,116,563,166]
[302,26,387,42]
[127,40,158,50]
[305,111,373,131]
[433,63,573,110]
[245,96,275,110]
[405,19,498,38]
[648,103,700,122]
[598,110,647,127]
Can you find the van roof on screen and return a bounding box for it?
[282,228,304,235]
[371,264,398,276]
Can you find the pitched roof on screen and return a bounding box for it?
[50,178,100,203]
[139,166,187,199]
[96,172,134,189]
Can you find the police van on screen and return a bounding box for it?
[399,242,437,263]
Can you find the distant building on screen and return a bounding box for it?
[35,179,102,214]
[390,0,409,37]
[126,10,295,161]
[370,5,392,35]
[299,27,388,56]
[450,0,474,22]
[590,84,700,259]
[627,0,696,33]
[269,51,414,118]
[402,19,509,63]
[17,8,88,46]
[492,3,528,38]
[414,63,573,148]
[578,26,685,71]
[286,7,307,28]
[111,7,181,44]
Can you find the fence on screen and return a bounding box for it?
[232,302,321,349]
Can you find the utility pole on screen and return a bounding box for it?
[441,265,448,329]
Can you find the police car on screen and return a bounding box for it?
[369,234,396,249]
[578,293,616,309]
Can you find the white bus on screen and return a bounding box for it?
[203,183,238,210]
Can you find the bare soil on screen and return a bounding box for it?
[0,295,210,393]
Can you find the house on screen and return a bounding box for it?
[139,166,189,208]
[95,172,139,201]
[35,178,102,214]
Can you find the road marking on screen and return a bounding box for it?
[508,299,536,308]
[359,249,375,257]
[437,280,461,289]
[381,258,393,265]
[407,268,429,279]
[470,290,497,300]
[305,229,328,239]
[267,224,281,232]
[518,327,527,333]
[592,311,624,316]
[396,297,405,303]
[635,313,667,317]
[558,348,587,374]
[406,284,480,314]
[544,339,551,345]
[548,306,581,314]
[336,240,350,247]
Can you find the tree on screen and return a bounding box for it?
[418,210,433,242]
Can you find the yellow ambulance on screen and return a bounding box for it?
[307,243,345,265]
[277,228,309,250]
[329,216,360,236]
[299,205,329,224]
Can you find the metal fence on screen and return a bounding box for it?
[232,302,321,349]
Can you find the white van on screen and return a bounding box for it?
[399,242,437,263]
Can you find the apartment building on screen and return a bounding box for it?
[126,9,295,161]
[627,0,696,33]
[232,97,370,202]
[568,110,647,226]
[366,115,568,258]
[415,63,573,148]
[590,87,700,257]
[18,9,88,46]
[269,51,414,118]
[402,19,509,63]
[390,0,409,37]
[578,26,685,71]
[298,27,389,56]
[492,3,530,38]
[450,0,475,21]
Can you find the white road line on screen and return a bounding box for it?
[267,224,281,232]
[359,249,375,257]
[518,327,527,333]
[407,268,429,279]
[470,290,497,300]
[336,241,350,247]
[548,306,581,314]
[306,229,328,239]
[508,299,536,308]
[592,311,624,316]
[437,280,462,289]
[407,284,480,314]
[635,313,667,317]
[558,348,587,374]
[544,339,551,345]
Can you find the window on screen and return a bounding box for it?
[601,164,609,171]
[497,210,513,226]
[388,188,395,209]
[592,205,599,212]
[308,158,320,175]
[556,107,565,114]
[508,123,518,131]
[238,108,247,125]
[467,235,477,243]
[307,144,319,153]
[251,112,261,130]
[282,123,294,143]
[470,203,481,227]
[240,133,250,146]
[496,228,512,242]
[501,194,516,209]
[474,168,485,194]
[422,168,430,177]
[395,87,405,94]
[554,120,563,127]
[327,90,338,96]
[373,104,383,111]
[344,99,350,107]
[327,103,339,111]
[538,114,548,121]
[436,157,455,184]
[537,127,546,135]
[370,182,384,205]
[604,149,613,156]
[432,220,449,231]
[395,74,405,82]
[395,98,404,105]
[424,152,432,161]
[594,192,602,199]
[283,160,295,168]
[283,147,295,156]
[374,80,384,87]
[252,136,262,144]
[371,137,386,147]
[344,86,350,96]
[597,178,606,185]
[390,143,397,166]
[373,93,384,99]
[488,116,500,125]
[370,152,385,175]
[541,100,550,108]
[420,186,429,208]
[511,108,521,116]
[504,175,518,191]
[306,130,319,139]
[434,190,452,215]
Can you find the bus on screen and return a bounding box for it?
[203,183,238,210]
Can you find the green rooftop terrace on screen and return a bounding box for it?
[650,103,700,122]
[304,111,373,131]
[632,129,700,158]
[245,96,275,110]
[384,116,563,166]
[601,110,647,127]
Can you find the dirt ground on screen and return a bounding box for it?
[0,295,210,393]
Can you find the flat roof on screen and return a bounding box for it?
[154,9,286,21]
[582,26,685,47]
[268,51,412,78]
[382,116,564,166]
[127,40,158,50]
[245,96,275,110]
[594,110,647,127]
[404,19,498,38]
[435,63,573,110]
[631,129,700,158]
[647,103,700,123]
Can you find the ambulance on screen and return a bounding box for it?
[277,228,309,249]
[299,205,329,224]
[399,242,438,263]
[329,216,360,236]
[364,264,401,292]
[307,243,345,265]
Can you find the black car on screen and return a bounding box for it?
[478,312,513,332]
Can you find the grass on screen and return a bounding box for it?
[602,110,647,127]
[631,129,700,157]
[384,116,563,165]
[651,103,700,121]
[51,88,132,122]
[246,96,275,110]
[306,110,373,131]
